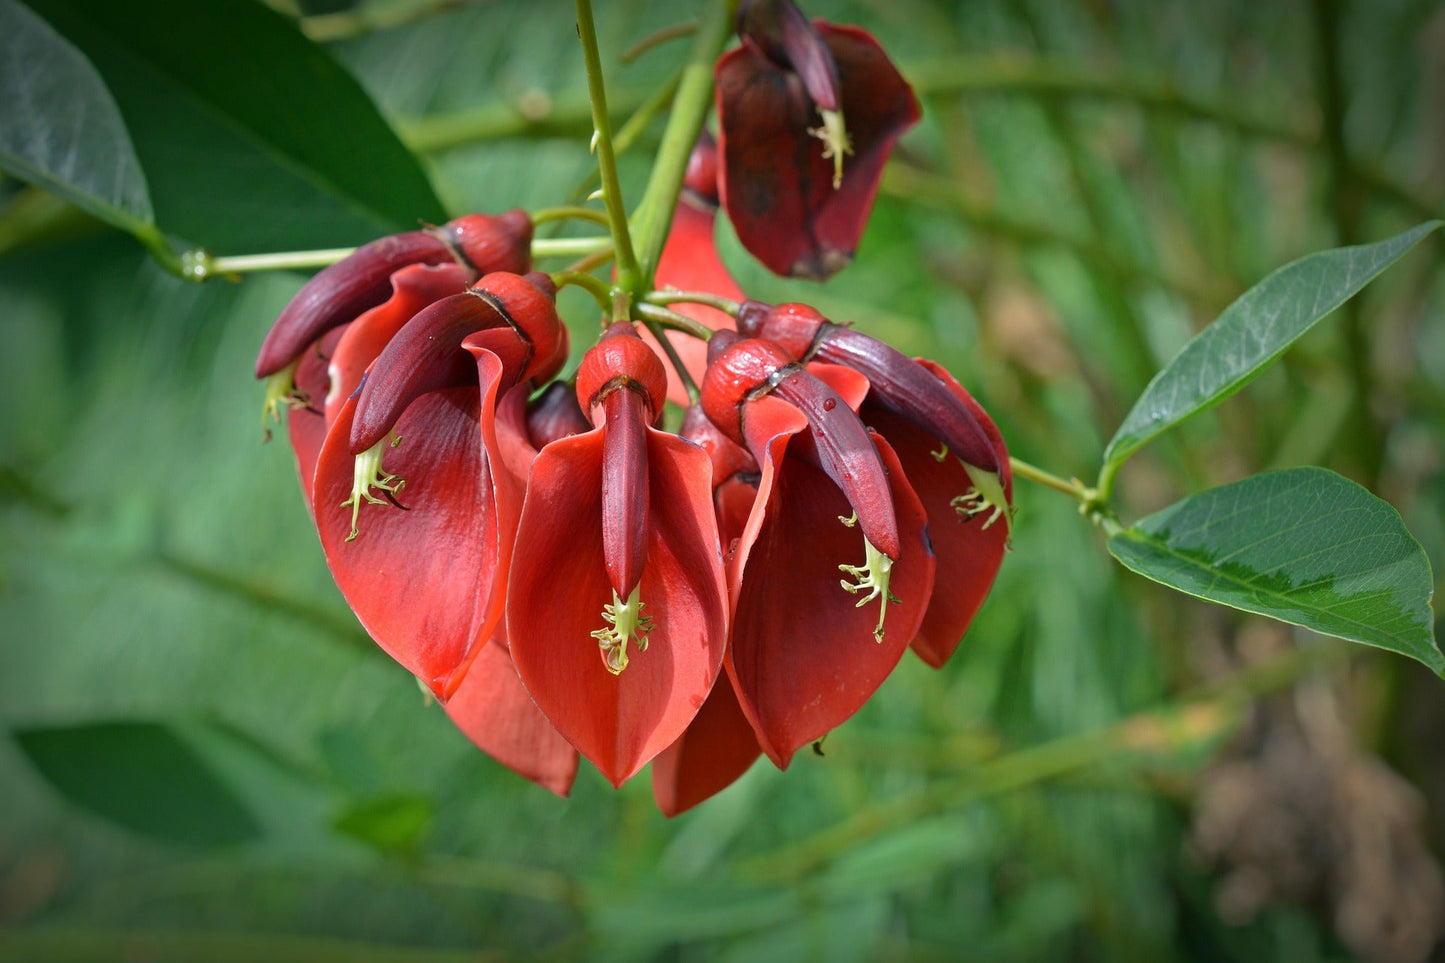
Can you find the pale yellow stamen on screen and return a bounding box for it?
[952,464,1014,538]
[260,358,308,442]
[590,585,654,675]
[839,535,898,644]
[340,431,404,542]
[808,108,853,189]
[930,442,949,463]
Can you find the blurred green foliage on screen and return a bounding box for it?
[1,0,1442,959]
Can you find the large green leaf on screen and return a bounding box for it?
[1103,221,1442,472]
[19,0,446,253]
[0,0,154,235]
[1108,467,1442,674]
[13,720,263,846]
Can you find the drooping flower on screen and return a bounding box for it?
[651,408,764,815]
[648,132,744,405]
[310,272,566,700]
[715,0,920,279]
[700,333,935,767]
[736,300,1012,666]
[257,210,533,435]
[506,324,729,787]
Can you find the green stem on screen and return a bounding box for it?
[530,205,610,228]
[197,247,358,278]
[531,236,613,259]
[634,301,716,341]
[551,270,612,310]
[575,0,640,293]
[642,289,742,316]
[622,20,699,64]
[629,0,738,287]
[633,306,704,404]
[1008,456,1090,501]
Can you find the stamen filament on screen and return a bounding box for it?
[591,584,654,675]
[809,107,853,189]
[260,358,307,442]
[340,431,404,542]
[953,464,1013,536]
[838,536,898,644]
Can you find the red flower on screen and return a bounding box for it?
[310,272,566,700]
[736,301,1012,666]
[714,0,919,279]
[506,324,729,787]
[700,334,935,767]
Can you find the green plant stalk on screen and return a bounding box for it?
[628,0,738,287]
[575,0,640,295]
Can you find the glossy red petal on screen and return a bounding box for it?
[869,360,1011,668]
[726,398,934,768]
[313,349,518,700]
[444,640,579,798]
[651,671,761,817]
[507,428,727,787]
[715,24,919,280]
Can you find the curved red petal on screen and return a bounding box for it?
[507,428,727,787]
[651,671,761,817]
[444,640,579,798]
[727,413,934,768]
[313,349,517,700]
[872,360,1011,668]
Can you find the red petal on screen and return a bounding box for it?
[312,349,519,700]
[507,428,728,787]
[726,400,934,768]
[869,360,1011,668]
[445,640,579,797]
[651,672,761,817]
[715,24,919,280]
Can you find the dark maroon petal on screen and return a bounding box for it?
[715,23,920,280]
[255,231,455,378]
[349,292,514,454]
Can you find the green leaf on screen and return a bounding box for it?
[13,720,263,846]
[1103,222,1442,473]
[0,0,155,235]
[1107,467,1442,674]
[20,0,446,253]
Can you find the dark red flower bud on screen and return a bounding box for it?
[739,300,1000,475]
[255,210,532,379]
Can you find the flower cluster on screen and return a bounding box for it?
[257,0,1010,814]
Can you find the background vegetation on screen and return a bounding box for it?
[2,0,1443,959]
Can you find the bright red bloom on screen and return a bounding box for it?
[715,0,920,279]
[506,324,729,787]
[736,301,1012,666]
[700,334,935,767]
[310,272,565,700]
